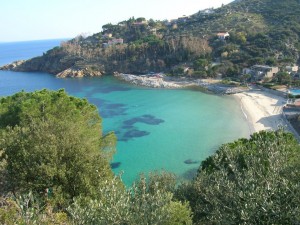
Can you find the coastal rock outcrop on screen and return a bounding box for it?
[0,56,104,78]
[56,66,103,78]
[184,159,200,164]
[114,73,189,88]
[0,60,26,70]
[0,54,76,74]
[114,73,249,93]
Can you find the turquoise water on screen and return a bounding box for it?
[0,40,250,185]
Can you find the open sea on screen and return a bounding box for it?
[0,39,250,185]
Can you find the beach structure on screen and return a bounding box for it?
[243,65,279,82]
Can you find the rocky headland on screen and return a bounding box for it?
[0,59,104,78]
[0,60,26,70]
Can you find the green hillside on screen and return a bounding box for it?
[2,0,300,78]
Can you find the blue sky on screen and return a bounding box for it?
[0,0,233,42]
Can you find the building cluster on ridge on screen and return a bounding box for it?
[243,65,299,82]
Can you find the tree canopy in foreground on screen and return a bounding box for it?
[176,129,300,224]
[0,89,116,204]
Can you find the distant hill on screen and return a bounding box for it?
[1,0,300,78]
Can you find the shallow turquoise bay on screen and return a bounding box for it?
[0,72,249,185]
[0,40,250,186]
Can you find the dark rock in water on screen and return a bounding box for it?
[97,86,131,93]
[88,98,107,106]
[106,103,127,109]
[89,98,128,118]
[123,114,164,126]
[124,129,150,138]
[184,159,200,164]
[141,114,164,125]
[100,108,127,118]
[123,118,137,126]
[118,138,129,142]
[114,130,121,135]
[122,125,134,129]
[99,103,128,118]
[110,162,121,169]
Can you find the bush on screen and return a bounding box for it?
[68,173,193,225]
[176,130,300,224]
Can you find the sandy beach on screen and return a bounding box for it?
[234,86,287,134]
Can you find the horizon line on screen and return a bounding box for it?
[0,37,72,44]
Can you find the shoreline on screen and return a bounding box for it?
[114,73,247,94]
[115,73,294,136]
[234,86,287,135]
[233,94,256,135]
[114,73,197,88]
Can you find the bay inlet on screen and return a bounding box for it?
[0,40,250,185]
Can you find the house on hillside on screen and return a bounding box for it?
[150,28,157,35]
[243,65,279,81]
[286,65,298,74]
[199,8,215,15]
[132,21,148,26]
[103,38,124,48]
[178,15,189,23]
[217,32,230,40]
